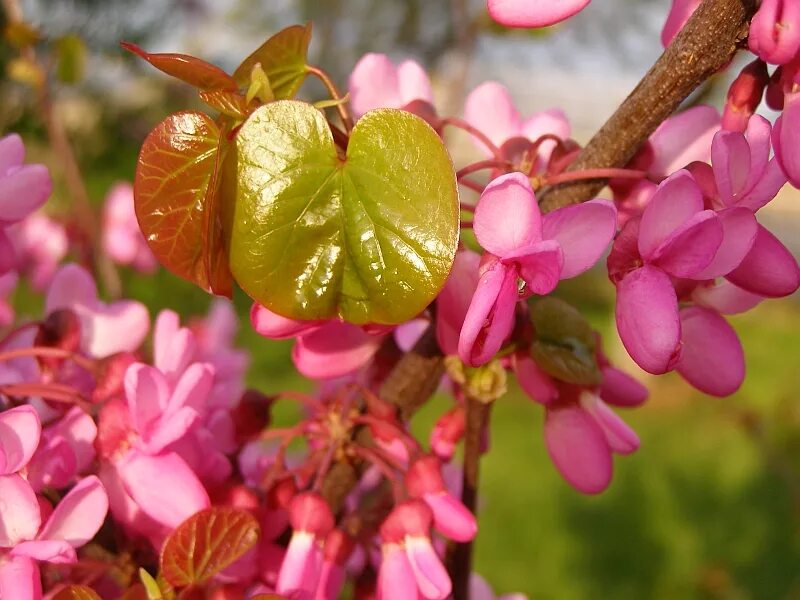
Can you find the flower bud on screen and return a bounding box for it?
[429,405,465,461]
[722,59,769,132]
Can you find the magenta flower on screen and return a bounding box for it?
[378,500,451,600]
[487,0,591,28]
[459,172,617,366]
[610,170,727,374]
[45,264,150,359]
[102,182,157,273]
[5,213,68,290]
[0,134,52,229]
[251,303,383,380]
[0,476,108,600]
[436,249,480,357]
[773,77,800,188]
[464,82,569,167]
[0,273,16,327]
[0,405,41,477]
[749,0,800,65]
[348,53,433,120]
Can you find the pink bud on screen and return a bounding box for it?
[429,406,466,461]
[722,59,769,132]
[749,0,800,65]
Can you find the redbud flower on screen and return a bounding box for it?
[722,60,770,132]
[749,0,800,65]
[0,273,15,326]
[773,74,800,188]
[315,529,354,600]
[26,407,96,491]
[464,82,569,167]
[101,182,157,273]
[45,264,149,359]
[348,53,433,120]
[405,456,477,542]
[460,172,616,366]
[378,500,451,600]
[487,0,591,28]
[0,134,52,229]
[429,405,466,461]
[276,491,334,596]
[5,212,68,289]
[436,249,480,357]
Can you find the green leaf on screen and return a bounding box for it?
[121,42,236,91]
[159,507,260,588]
[134,111,232,296]
[55,34,86,84]
[228,100,459,324]
[529,297,600,385]
[233,24,312,99]
[138,569,163,600]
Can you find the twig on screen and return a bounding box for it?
[538,0,758,212]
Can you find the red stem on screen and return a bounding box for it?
[545,168,648,186]
[0,346,96,372]
[456,160,511,179]
[458,178,486,194]
[441,117,503,160]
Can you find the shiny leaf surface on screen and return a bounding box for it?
[233,24,312,98]
[52,586,102,600]
[229,100,459,324]
[159,507,259,587]
[121,42,236,91]
[134,111,228,294]
[198,89,249,120]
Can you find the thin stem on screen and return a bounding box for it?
[306,65,354,133]
[353,445,405,500]
[460,220,473,229]
[1,383,90,410]
[449,395,491,599]
[458,178,485,194]
[545,168,648,187]
[456,160,511,180]
[441,117,503,160]
[0,346,96,372]
[312,440,339,493]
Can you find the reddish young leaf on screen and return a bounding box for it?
[52,586,102,600]
[121,42,236,91]
[134,111,227,293]
[232,24,312,98]
[159,507,260,588]
[198,89,249,120]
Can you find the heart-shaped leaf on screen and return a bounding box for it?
[199,89,249,120]
[159,507,259,588]
[121,42,236,91]
[228,100,459,324]
[52,586,102,600]
[233,24,312,98]
[134,111,232,295]
[529,297,600,385]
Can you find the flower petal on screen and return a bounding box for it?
[581,395,640,455]
[488,0,592,27]
[690,207,758,279]
[638,170,704,261]
[464,82,522,152]
[474,172,542,257]
[615,265,680,374]
[649,210,723,278]
[422,491,477,543]
[691,279,763,314]
[0,164,52,225]
[405,535,452,600]
[0,405,41,475]
[514,353,558,405]
[675,306,744,396]
[544,405,612,494]
[38,475,108,547]
[250,302,323,339]
[599,366,648,407]
[0,133,25,174]
[0,474,41,546]
[436,249,481,356]
[292,322,382,379]
[542,199,617,278]
[0,556,41,600]
[773,91,800,187]
[648,106,719,176]
[725,224,800,297]
[11,539,76,564]
[397,60,433,106]
[348,53,400,119]
[124,363,170,439]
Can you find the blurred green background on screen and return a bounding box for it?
[2,1,800,598]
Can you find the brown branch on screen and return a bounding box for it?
[448,395,491,599]
[538,0,758,212]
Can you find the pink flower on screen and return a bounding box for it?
[45,264,150,359]
[405,456,477,542]
[661,0,701,47]
[721,60,770,132]
[749,0,800,65]
[276,492,334,596]
[0,134,52,230]
[101,182,157,273]
[464,82,569,167]
[26,407,96,491]
[0,405,41,476]
[459,172,616,366]
[348,53,433,119]
[251,303,383,380]
[487,0,591,28]
[0,476,108,600]
[5,212,68,290]
[378,500,451,600]
[773,75,800,188]
[0,273,15,327]
[609,171,726,374]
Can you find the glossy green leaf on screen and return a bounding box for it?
[229,100,459,324]
[121,42,236,91]
[134,111,232,295]
[529,296,600,385]
[233,24,312,98]
[159,507,259,588]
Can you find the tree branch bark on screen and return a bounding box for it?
[538,0,757,212]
